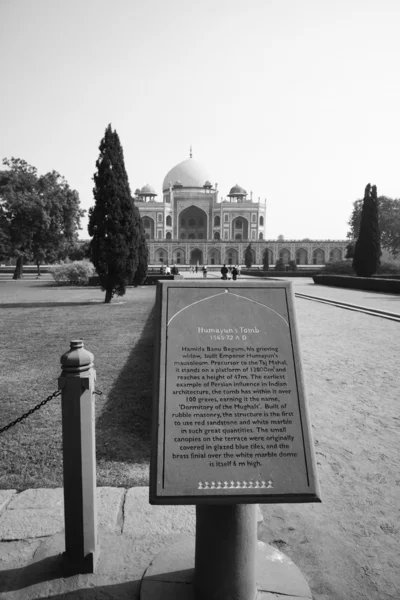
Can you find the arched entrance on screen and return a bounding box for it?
[208,248,221,265]
[225,248,239,265]
[142,216,155,240]
[172,248,185,265]
[179,206,208,239]
[231,217,249,240]
[296,248,308,265]
[190,248,203,265]
[155,248,168,263]
[313,248,325,264]
[279,248,291,264]
[329,248,342,261]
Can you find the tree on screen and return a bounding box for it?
[348,195,400,255]
[132,205,148,285]
[88,124,140,303]
[244,243,253,268]
[262,248,270,270]
[345,242,355,259]
[0,158,84,278]
[352,184,381,277]
[277,234,285,241]
[68,240,91,261]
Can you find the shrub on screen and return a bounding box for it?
[288,260,297,271]
[377,261,400,274]
[324,260,355,274]
[51,260,95,285]
[262,248,270,270]
[313,274,400,293]
[274,258,285,271]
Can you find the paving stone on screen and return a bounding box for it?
[97,487,125,533]
[8,488,63,510]
[123,487,196,537]
[0,490,16,516]
[0,508,64,540]
[0,538,41,567]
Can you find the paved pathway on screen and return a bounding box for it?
[0,487,197,599]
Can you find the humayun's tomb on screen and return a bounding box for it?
[134,152,347,266]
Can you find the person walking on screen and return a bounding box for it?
[221,264,228,280]
[202,265,208,278]
[232,265,238,281]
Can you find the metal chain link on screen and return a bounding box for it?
[0,390,62,435]
[1,388,103,435]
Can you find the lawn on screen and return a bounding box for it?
[0,281,157,490]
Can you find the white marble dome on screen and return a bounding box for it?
[163,158,213,192]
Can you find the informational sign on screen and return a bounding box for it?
[150,281,321,504]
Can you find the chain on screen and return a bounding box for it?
[1,388,103,435]
[0,390,62,435]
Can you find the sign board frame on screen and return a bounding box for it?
[150,280,321,505]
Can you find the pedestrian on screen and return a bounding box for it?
[232,265,238,280]
[195,264,198,274]
[202,265,208,278]
[221,264,228,280]
[165,264,171,275]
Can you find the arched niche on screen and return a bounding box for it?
[231,217,249,240]
[207,248,221,265]
[296,248,308,265]
[329,248,342,261]
[155,247,168,263]
[172,248,185,265]
[190,248,203,265]
[142,216,155,240]
[179,206,208,239]
[279,248,291,264]
[312,248,325,264]
[225,247,238,265]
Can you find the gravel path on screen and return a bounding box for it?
[257,294,400,600]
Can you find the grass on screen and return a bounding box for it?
[0,281,157,490]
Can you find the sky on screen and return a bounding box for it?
[1,0,400,240]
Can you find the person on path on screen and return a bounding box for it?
[221,264,228,280]
[232,266,238,281]
[195,264,198,274]
[202,265,208,278]
[165,264,171,275]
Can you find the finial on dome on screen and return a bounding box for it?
[190,145,192,159]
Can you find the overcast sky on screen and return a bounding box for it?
[1,0,399,240]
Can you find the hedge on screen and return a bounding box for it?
[312,275,400,293]
[240,270,322,278]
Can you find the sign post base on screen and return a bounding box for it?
[140,511,312,600]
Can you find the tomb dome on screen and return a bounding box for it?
[163,158,213,192]
[140,184,156,194]
[228,184,247,196]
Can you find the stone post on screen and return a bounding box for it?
[194,504,257,600]
[59,340,98,574]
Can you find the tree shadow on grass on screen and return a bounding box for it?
[0,301,105,308]
[95,304,156,467]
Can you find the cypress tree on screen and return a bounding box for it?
[352,184,381,277]
[244,243,253,268]
[262,248,270,270]
[89,124,139,302]
[132,205,148,285]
